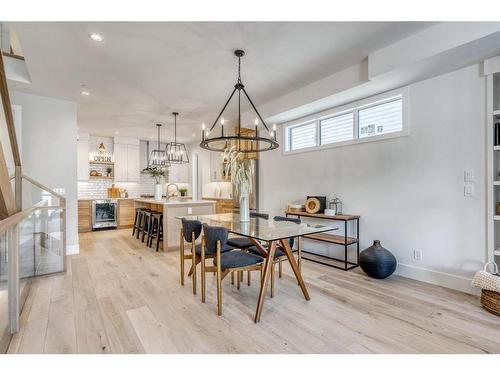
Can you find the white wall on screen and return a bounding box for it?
[10,91,79,254]
[260,64,486,293]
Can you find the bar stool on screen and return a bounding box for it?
[141,211,153,243]
[132,208,147,237]
[147,212,163,252]
[132,208,151,239]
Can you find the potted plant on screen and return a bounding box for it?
[141,166,169,201]
[106,167,113,177]
[179,187,188,197]
[223,146,254,222]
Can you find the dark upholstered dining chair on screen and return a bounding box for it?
[180,218,203,295]
[226,211,269,286]
[201,224,264,316]
[226,211,269,249]
[180,218,234,295]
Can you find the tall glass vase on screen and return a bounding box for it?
[239,194,250,222]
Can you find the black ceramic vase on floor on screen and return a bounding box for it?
[359,240,397,279]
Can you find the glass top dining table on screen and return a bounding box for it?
[176,212,339,322]
[176,212,337,242]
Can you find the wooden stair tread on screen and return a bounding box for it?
[303,232,358,245]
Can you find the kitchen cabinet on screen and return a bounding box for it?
[114,137,140,182]
[77,136,90,181]
[78,200,92,232]
[169,163,189,183]
[202,197,234,213]
[117,199,135,228]
[127,145,140,181]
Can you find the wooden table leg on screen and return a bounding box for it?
[280,239,310,301]
[254,240,276,323]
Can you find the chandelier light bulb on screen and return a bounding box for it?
[202,123,206,130]
[273,124,277,131]
[254,118,259,126]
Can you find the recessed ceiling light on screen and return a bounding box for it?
[115,131,120,135]
[80,90,90,96]
[89,33,103,42]
[191,133,196,137]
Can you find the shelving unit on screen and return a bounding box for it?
[89,176,113,180]
[285,210,360,271]
[485,55,500,264]
[88,161,114,180]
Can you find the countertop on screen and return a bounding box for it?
[134,198,216,206]
[202,196,233,201]
[78,197,135,201]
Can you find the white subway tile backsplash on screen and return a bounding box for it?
[78,173,191,199]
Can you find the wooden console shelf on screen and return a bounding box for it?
[303,232,358,245]
[285,210,359,221]
[285,210,360,271]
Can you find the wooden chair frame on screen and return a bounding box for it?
[179,227,202,295]
[200,235,263,316]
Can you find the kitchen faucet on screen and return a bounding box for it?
[166,183,179,198]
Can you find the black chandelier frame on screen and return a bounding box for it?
[165,112,190,164]
[199,49,279,153]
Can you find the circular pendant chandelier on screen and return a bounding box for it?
[166,112,189,164]
[199,49,279,153]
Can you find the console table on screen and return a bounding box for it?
[285,210,360,271]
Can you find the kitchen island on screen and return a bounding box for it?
[134,198,216,251]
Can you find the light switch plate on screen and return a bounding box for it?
[464,184,474,197]
[187,207,193,214]
[464,170,474,182]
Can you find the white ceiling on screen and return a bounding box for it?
[10,22,433,142]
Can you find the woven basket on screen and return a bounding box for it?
[481,289,500,317]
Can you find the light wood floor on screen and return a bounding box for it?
[7,229,500,354]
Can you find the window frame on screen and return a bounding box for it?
[286,120,318,152]
[282,87,410,155]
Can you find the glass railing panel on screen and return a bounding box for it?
[21,179,61,211]
[19,212,35,279]
[0,202,65,352]
[32,208,64,275]
[0,232,9,352]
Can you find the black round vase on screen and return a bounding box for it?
[359,240,397,279]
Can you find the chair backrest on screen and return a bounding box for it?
[250,211,269,220]
[273,216,301,247]
[273,216,301,224]
[181,218,202,243]
[202,224,228,255]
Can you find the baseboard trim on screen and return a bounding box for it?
[395,263,478,295]
[66,244,79,255]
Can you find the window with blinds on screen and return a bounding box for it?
[284,90,406,153]
[320,112,354,145]
[289,122,317,150]
[358,97,403,139]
